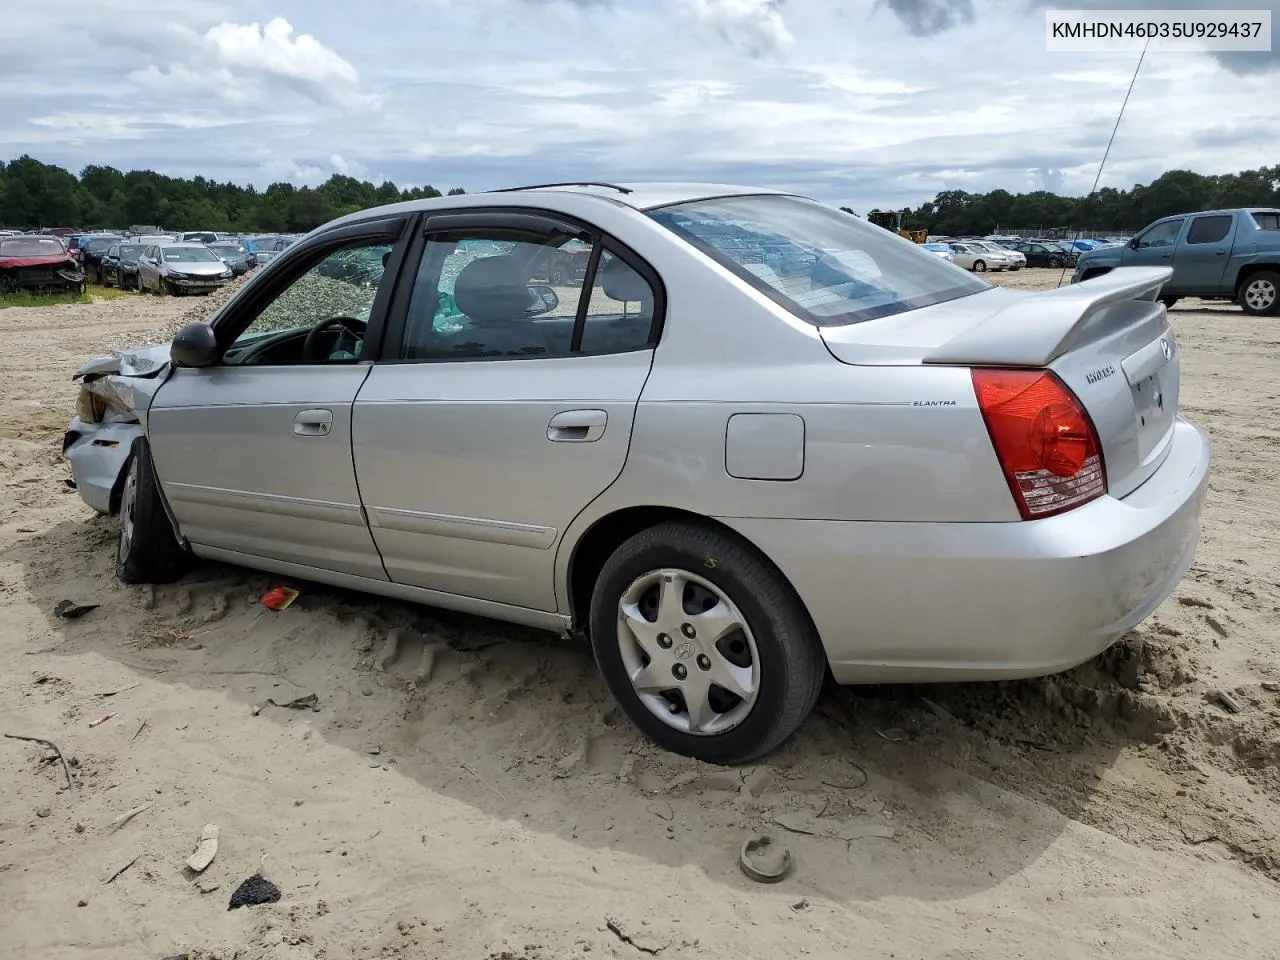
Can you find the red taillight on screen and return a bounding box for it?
[971,368,1106,520]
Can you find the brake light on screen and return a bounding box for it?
[971,368,1106,519]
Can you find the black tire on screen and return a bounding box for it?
[1159,295,1180,309]
[1048,256,1063,268]
[972,260,986,273]
[115,439,189,584]
[588,521,825,765]
[549,268,565,284]
[1239,271,1280,317]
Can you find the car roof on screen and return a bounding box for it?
[324,181,794,232]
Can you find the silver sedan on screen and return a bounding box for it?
[64,183,1210,764]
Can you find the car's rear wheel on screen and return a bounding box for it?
[588,522,824,765]
[973,260,986,272]
[1159,295,1180,309]
[1240,271,1280,316]
[116,439,189,584]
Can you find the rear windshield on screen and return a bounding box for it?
[162,246,220,262]
[0,237,65,257]
[648,195,988,326]
[210,243,247,255]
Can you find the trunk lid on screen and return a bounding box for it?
[819,267,1178,498]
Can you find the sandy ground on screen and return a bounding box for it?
[2,271,1278,960]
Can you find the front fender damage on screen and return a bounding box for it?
[64,343,172,515]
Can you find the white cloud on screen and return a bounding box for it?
[205,18,357,86]
[676,0,794,56]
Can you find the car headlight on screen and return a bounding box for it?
[220,269,232,278]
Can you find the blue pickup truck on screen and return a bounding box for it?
[1072,207,1280,315]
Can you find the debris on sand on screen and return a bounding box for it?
[185,824,219,873]
[1212,690,1244,714]
[227,874,281,910]
[738,834,793,883]
[53,600,98,620]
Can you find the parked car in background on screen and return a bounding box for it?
[208,241,256,276]
[244,235,297,266]
[78,235,125,284]
[1014,241,1073,268]
[967,240,1024,271]
[62,182,1210,765]
[949,242,1006,272]
[100,242,151,290]
[0,235,85,292]
[921,242,954,261]
[181,231,220,244]
[1072,207,1280,315]
[136,243,232,295]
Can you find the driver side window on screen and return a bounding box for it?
[225,241,393,366]
[1137,219,1184,248]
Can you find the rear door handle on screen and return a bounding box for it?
[294,408,333,437]
[547,409,607,442]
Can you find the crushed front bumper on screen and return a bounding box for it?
[63,417,141,514]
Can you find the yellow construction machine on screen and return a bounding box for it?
[867,210,927,244]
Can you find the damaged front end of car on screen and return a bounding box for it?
[0,258,86,294]
[63,344,172,515]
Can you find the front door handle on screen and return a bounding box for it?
[294,408,333,437]
[547,409,607,442]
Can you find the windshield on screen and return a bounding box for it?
[119,244,148,258]
[922,243,949,252]
[84,237,121,253]
[163,246,221,263]
[649,195,988,326]
[0,237,66,257]
[210,244,246,256]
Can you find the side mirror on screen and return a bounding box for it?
[1129,237,1139,249]
[170,322,220,368]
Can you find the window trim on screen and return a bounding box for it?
[375,205,666,365]
[208,214,412,365]
[1185,214,1233,246]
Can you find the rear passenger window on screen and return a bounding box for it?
[578,252,657,354]
[402,231,590,360]
[1186,215,1231,245]
[399,227,658,361]
[1252,212,1280,231]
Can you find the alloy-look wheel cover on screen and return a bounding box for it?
[118,458,138,563]
[616,568,761,736]
[1245,278,1276,312]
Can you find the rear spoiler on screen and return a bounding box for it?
[923,266,1172,367]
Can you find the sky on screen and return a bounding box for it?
[1,0,1277,210]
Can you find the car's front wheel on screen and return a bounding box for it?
[588,522,825,765]
[116,439,189,584]
[973,259,986,272]
[1048,256,1063,268]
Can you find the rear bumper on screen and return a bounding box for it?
[721,417,1211,684]
[63,418,141,515]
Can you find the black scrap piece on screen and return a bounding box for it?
[266,693,320,712]
[54,600,99,619]
[227,874,281,910]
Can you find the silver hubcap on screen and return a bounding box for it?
[1245,279,1276,311]
[974,261,985,272]
[616,568,760,736]
[118,458,138,562]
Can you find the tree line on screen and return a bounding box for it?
[2,154,1277,235]
[0,155,465,233]
[856,165,1279,236]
